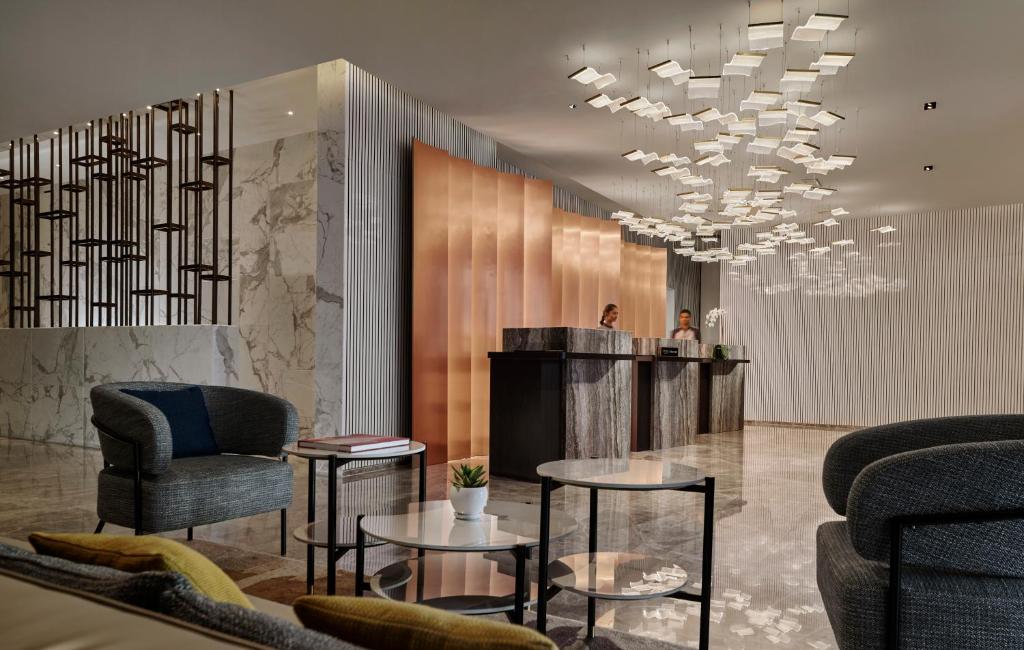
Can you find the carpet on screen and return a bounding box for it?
[187,539,684,649]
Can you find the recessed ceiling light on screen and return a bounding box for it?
[923,101,937,110]
[923,164,934,171]
[146,105,152,110]
[287,110,294,116]
[52,130,59,135]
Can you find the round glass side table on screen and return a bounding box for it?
[356,499,577,624]
[282,441,427,595]
[534,458,713,649]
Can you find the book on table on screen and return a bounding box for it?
[297,435,410,453]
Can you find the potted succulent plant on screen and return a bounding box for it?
[449,464,489,520]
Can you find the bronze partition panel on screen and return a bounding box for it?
[651,246,668,338]
[560,211,581,327]
[579,216,601,328]
[447,156,474,461]
[523,179,553,327]
[599,219,621,313]
[411,140,450,464]
[550,209,563,324]
[617,242,632,333]
[470,166,498,458]
[496,173,525,335]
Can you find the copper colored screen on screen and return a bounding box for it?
[411,140,667,462]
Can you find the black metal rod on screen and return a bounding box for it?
[307,457,316,594]
[513,544,527,624]
[355,513,366,597]
[228,89,234,325]
[699,477,716,650]
[536,476,553,634]
[327,453,338,595]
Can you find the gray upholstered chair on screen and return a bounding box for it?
[817,415,1024,650]
[90,382,297,554]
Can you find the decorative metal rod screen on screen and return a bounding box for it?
[0,91,233,327]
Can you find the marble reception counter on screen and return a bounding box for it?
[0,325,240,447]
[631,340,749,451]
[488,327,633,482]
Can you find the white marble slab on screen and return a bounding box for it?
[0,325,240,447]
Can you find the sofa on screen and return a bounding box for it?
[816,415,1024,649]
[0,537,360,650]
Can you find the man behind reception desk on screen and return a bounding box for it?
[670,309,701,341]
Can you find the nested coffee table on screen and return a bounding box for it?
[355,500,577,624]
[282,441,427,595]
[535,458,714,649]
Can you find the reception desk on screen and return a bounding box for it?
[632,341,749,451]
[488,327,633,481]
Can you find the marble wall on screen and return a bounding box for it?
[0,325,238,447]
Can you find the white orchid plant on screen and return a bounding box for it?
[705,307,725,329]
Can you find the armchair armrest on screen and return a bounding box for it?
[847,438,1024,577]
[89,384,174,474]
[823,415,1024,516]
[201,386,298,456]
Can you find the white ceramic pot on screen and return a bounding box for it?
[450,486,488,520]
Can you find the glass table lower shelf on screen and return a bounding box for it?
[370,552,539,616]
[548,552,689,600]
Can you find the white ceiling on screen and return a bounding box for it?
[3,0,1023,222]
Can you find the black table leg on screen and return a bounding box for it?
[418,449,427,502]
[587,487,598,640]
[537,477,552,634]
[306,457,316,594]
[327,455,338,596]
[699,477,716,650]
[355,514,366,597]
[513,544,527,624]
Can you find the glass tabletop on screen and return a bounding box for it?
[359,500,577,552]
[536,458,706,490]
[548,552,689,600]
[282,440,426,460]
[370,552,538,615]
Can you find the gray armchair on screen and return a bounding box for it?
[90,382,297,554]
[817,415,1024,649]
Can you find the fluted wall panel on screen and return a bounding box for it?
[346,67,497,441]
[720,204,1024,427]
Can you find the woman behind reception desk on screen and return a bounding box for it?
[599,303,619,329]
[670,309,701,341]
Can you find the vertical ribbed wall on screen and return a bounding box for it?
[721,204,1024,426]
[345,67,498,436]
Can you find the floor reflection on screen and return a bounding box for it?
[0,424,844,649]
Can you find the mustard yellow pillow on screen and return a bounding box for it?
[28,532,252,608]
[294,596,555,650]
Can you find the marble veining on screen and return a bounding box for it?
[709,363,746,433]
[0,325,239,447]
[314,59,349,437]
[503,327,633,354]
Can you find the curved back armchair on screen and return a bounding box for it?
[816,415,1024,650]
[90,382,298,555]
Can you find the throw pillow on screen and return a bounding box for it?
[121,386,219,458]
[293,596,557,650]
[28,532,252,608]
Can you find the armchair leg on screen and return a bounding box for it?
[280,508,288,556]
[94,520,105,534]
[187,527,194,541]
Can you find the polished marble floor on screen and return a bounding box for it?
[0,425,846,649]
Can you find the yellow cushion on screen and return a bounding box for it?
[28,532,252,608]
[293,596,556,650]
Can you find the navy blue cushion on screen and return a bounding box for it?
[121,386,219,459]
